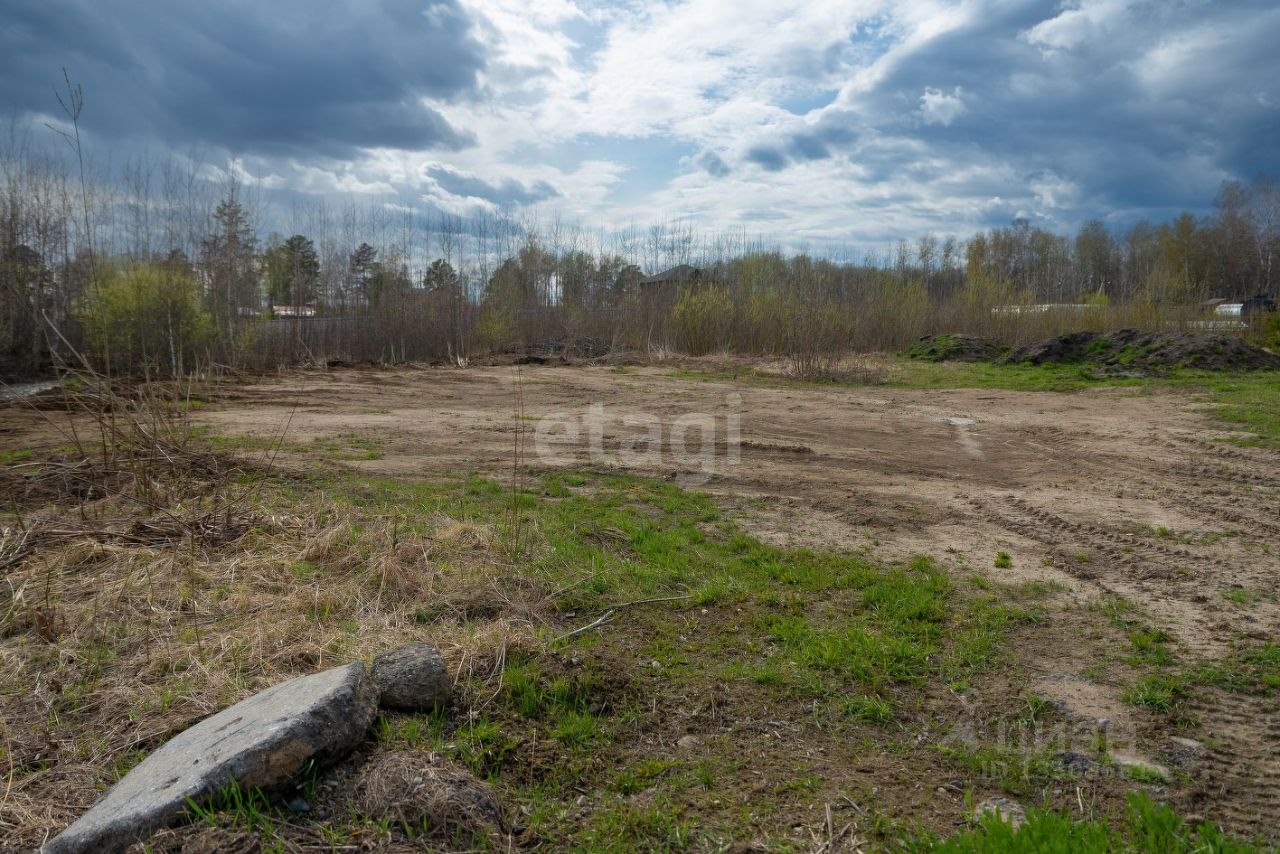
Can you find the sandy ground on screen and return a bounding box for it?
[193,362,1280,836]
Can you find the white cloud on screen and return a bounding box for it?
[919,87,965,126]
[1022,0,1135,52]
[1029,171,1081,211]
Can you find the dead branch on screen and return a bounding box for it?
[551,594,692,644]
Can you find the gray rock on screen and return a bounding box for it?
[372,643,450,712]
[1056,750,1097,775]
[975,796,1027,828]
[43,662,378,854]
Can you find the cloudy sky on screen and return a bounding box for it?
[4,0,1279,248]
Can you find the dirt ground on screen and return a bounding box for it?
[195,363,1277,647]
[3,360,1277,844]
[196,362,1280,836]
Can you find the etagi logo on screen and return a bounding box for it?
[532,393,742,486]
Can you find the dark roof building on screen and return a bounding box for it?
[640,265,701,285]
[1241,293,1276,316]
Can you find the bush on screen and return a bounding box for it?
[78,264,213,375]
[473,305,517,353]
[1262,311,1280,352]
[672,286,734,355]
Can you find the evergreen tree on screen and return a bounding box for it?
[263,234,320,308]
[199,195,258,333]
[347,242,378,306]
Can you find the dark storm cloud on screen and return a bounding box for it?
[744,119,858,171]
[745,145,787,172]
[426,165,560,206]
[742,0,1280,221]
[694,150,731,178]
[0,0,485,157]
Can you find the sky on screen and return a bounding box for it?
[4,0,1279,251]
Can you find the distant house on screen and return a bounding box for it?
[272,304,317,318]
[1203,297,1243,316]
[638,266,701,347]
[640,265,702,287]
[991,303,1093,316]
[1242,294,1277,317]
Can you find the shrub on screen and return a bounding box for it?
[1262,310,1280,352]
[472,305,518,352]
[78,263,213,375]
[672,285,734,355]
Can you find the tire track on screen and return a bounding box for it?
[1184,691,1280,838]
[1164,460,1280,491]
[968,495,1218,586]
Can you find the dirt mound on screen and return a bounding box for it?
[350,750,505,841]
[1002,329,1280,373]
[907,334,1008,362]
[524,336,617,360]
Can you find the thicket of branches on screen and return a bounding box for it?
[3,118,1279,380]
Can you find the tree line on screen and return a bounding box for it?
[2,124,1277,378]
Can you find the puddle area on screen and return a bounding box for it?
[0,380,59,403]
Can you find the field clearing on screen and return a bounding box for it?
[199,360,1280,651]
[2,358,1278,850]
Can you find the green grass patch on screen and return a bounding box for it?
[946,596,1045,685]
[1221,586,1272,607]
[889,360,1142,393]
[311,470,1057,844]
[915,791,1258,852]
[184,778,281,838]
[1128,628,1176,667]
[843,694,896,724]
[935,743,1072,797]
[1165,371,1280,448]
[1189,643,1280,695]
[315,432,384,461]
[297,469,1238,848]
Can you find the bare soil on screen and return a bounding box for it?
[192,364,1277,648]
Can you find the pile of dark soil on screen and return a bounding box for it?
[503,336,621,364]
[907,334,1008,362]
[1001,329,1280,374]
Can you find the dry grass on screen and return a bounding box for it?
[349,749,506,841]
[781,353,891,385]
[5,362,1273,849]
[0,448,549,847]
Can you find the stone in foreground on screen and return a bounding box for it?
[976,796,1027,829]
[372,643,450,712]
[43,661,378,854]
